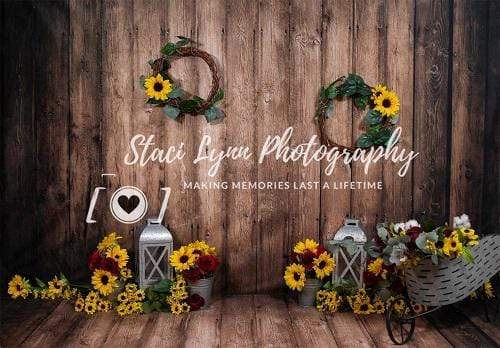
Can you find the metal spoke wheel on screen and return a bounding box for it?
[385,300,416,345]
[484,296,499,323]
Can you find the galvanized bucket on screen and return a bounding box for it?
[298,278,321,307]
[188,276,214,308]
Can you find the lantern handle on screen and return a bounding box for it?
[153,187,171,224]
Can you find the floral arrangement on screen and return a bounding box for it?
[7,233,207,316]
[316,74,400,150]
[169,240,220,283]
[366,214,479,268]
[141,37,224,122]
[284,239,335,291]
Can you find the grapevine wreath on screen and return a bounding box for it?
[316,74,400,151]
[140,36,224,123]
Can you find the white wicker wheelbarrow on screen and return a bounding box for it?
[385,234,500,345]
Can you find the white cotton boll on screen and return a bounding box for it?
[453,216,461,228]
[394,223,405,233]
[405,219,420,230]
[460,214,471,228]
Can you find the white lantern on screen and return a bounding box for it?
[137,219,173,289]
[327,218,367,288]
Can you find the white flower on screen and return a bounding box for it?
[389,244,408,265]
[394,223,406,233]
[404,219,421,230]
[453,213,471,229]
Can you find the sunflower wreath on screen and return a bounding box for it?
[316,74,400,151]
[140,36,224,123]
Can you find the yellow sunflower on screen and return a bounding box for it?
[313,252,335,279]
[374,90,400,117]
[442,235,462,257]
[371,84,387,100]
[8,275,31,299]
[170,301,183,315]
[97,232,121,252]
[48,276,66,297]
[134,289,146,301]
[352,301,373,315]
[117,292,128,303]
[91,269,118,296]
[293,239,319,254]
[84,301,97,315]
[120,268,132,280]
[284,263,306,291]
[74,297,85,312]
[372,298,386,314]
[367,257,384,276]
[484,281,495,299]
[106,246,129,268]
[187,240,217,257]
[117,303,128,316]
[170,246,196,271]
[461,228,479,246]
[144,73,173,101]
[125,283,138,293]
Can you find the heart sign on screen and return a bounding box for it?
[110,186,148,224]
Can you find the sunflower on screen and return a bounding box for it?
[74,297,85,312]
[352,301,373,315]
[411,302,427,314]
[367,257,384,276]
[106,246,129,268]
[120,268,133,280]
[8,275,30,299]
[170,301,183,315]
[86,290,99,303]
[117,292,128,303]
[91,269,118,296]
[125,283,138,293]
[284,263,306,291]
[374,90,400,117]
[372,298,386,314]
[84,301,97,315]
[48,276,66,297]
[293,239,319,255]
[134,289,146,301]
[313,252,335,279]
[484,281,495,299]
[187,240,217,256]
[117,304,128,316]
[97,300,111,312]
[371,84,387,100]
[97,232,121,252]
[170,246,196,271]
[462,228,479,246]
[442,235,462,257]
[144,73,173,101]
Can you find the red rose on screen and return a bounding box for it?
[182,268,204,282]
[315,245,327,257]
[196,254,219,273]
[186,294,205,311]
[301,250,316,270]
[363,270,378,286]
[443,228,453,237]
[406,226,423,242]
[88,250,103,271]
[99,257,120,275]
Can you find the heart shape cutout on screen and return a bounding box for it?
[118,195,140,214]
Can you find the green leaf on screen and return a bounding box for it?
[163,105,181,120]
[319,86,327,99]
[326,85,337,99]
[176,36,190,47]
[148,59,155,67]
[204,106,225,123]
[35,277,47,289]
[325,101,334,118]
[151,279,173,293]
[353,95,369,109]
[161,42,177,56]
[461,247,474,263]
[142,301,152,314]
[377,224,389,241]
[179,99,199,113]
[151,301,162,311]
[431,254,439,265]
[168,87,183,99]
[364,109,382,126]
[213,89,224,103]
[356,133,373,148]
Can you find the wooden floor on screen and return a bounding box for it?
[1,295,499,348]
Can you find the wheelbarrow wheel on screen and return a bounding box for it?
[385,299,416,345]
[484,296,499,322]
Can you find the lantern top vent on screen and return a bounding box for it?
[333,218,367,243]
[138,219,173,244]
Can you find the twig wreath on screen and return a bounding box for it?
[316,74,400,152]
[140,37,224,123]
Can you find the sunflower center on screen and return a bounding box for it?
[382,99,391,108]
[54,283,61,289]
[293,273,301,281]
[360,304,368,311]
[318,261,326,269]
[451,242,457,248]
[101,275,109,285]
[16,285,21,291]
[153,82,164,92]
[180,255,189,263]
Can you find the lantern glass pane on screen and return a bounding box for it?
[144,246,169,281]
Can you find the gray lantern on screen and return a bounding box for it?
[137,219,173,288]
[327,218,367,288]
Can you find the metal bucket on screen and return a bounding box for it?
[188,276,214,308]
[298,278,321,307]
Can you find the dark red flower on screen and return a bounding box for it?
[406,226,423,242]
[363,270,378,286]
[99,257,120,275]
[182,268,204,282]
[196,254,219,273]
[315,245,327,257]
[88,250,103,271]
[443,228,453,238]
[301,250,316,270]
[186,294,205,311]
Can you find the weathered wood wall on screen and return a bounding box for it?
[1,0,498,294]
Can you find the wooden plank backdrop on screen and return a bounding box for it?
[1,0,498,295]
